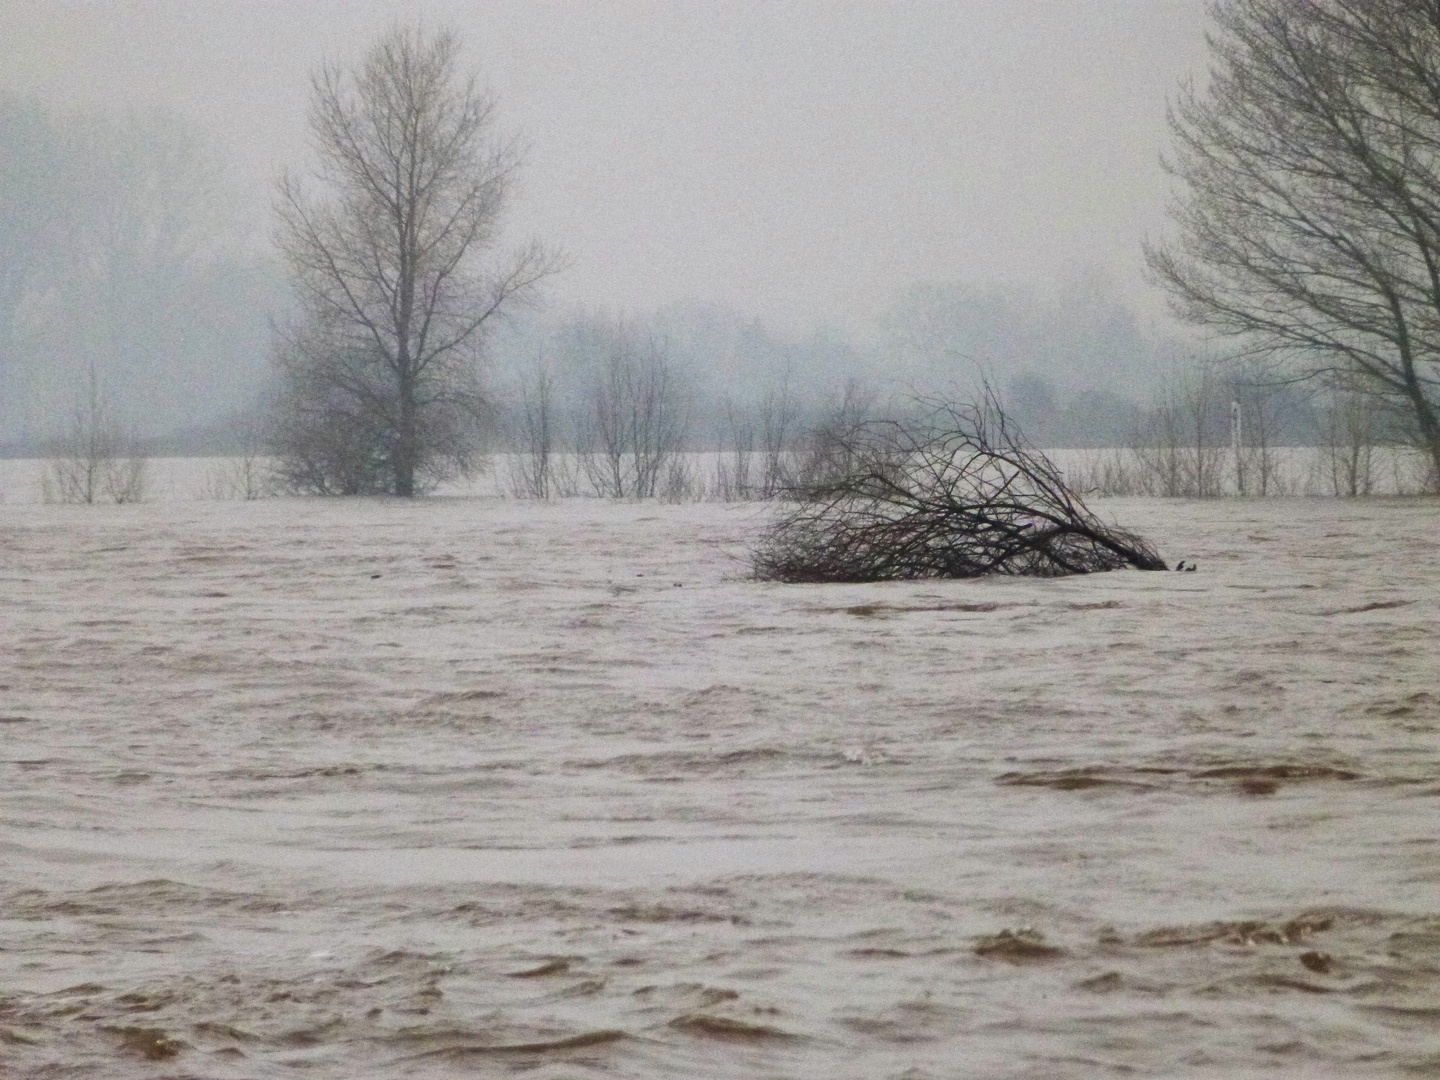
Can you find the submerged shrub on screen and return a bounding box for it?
[752,393,1167,582]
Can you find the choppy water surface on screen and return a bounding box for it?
[2,496,1438,1078]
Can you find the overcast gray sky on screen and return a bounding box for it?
[1,1,1210,335]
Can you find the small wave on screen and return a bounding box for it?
[846,947,914,959]
[404,1029,628,1058]
[1134,912,1337,949]
[1318,599,1414,616]
[1358,1004,1440,1019]
[278,1016,346,1047]
[113,989,179,1012]
[366,948,451,967]
[996,761,1362,794]
[821,600,1020,617]
[1074,971,1124,993]
[506,958,570,978]
[632,983,739,1008]
[103,1025,185,1061]
[217,763,372,781]
[192,1021,262,1043]
[43,982,108,996]
[668,1014,801,1042]
[571,746,793,776]
[421,688,506,705]
[996,769,1152,791]
[973,928,1065,961]
[1192,764,1360,781]
[608,902,747,925]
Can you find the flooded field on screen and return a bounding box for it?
[1,494,1438,1078]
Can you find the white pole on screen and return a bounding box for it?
[1231,398,1244,496]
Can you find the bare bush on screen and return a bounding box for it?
[710,380,804,502]
[102,455,148,505]
[711,399,756,501]
[753,393,1167,583]
[757,380,803,497]
[202,409,271,500]
[1129,375,1225,497]
[794,379,879,492]
[44,367,148,504]
[658,455,700,503]
[269,335,397,495]
[577,330,691,499]
[1319,389,1381,497]
[1066,449,1151,497]
[507,365,571,499]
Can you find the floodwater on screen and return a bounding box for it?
[1,494,1438,1078]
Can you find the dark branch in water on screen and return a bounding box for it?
[752,390,1167,582]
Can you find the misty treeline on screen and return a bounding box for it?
[485,305,1427,503]
[259,2,1436,500]
[259,24,1221,500]
[492,313,876,502]
[7,12,1438,503]
[1062,365,1433,499]
[2,78,1188,468]
[0,96,279,454]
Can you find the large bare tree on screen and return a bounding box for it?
[275,24,553,496]
[1149,0,1440,485]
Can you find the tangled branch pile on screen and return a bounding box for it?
[753,395,1167,582]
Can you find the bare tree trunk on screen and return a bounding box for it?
[509,365,561,499]
[1230,398,1244,496]
[758,380,800,498]
[1321,390,1378,497]
[395,369,417,498]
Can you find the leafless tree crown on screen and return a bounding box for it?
[752,393,1167,582]
[1149,0,1440,485]
[274,23,555,496]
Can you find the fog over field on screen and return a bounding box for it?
[0,2,1210,444]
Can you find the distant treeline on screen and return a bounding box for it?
[0,97,1405,475]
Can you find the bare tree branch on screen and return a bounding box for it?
[753,390,1167,582]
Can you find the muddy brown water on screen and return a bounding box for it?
[2,496,1438,1078]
